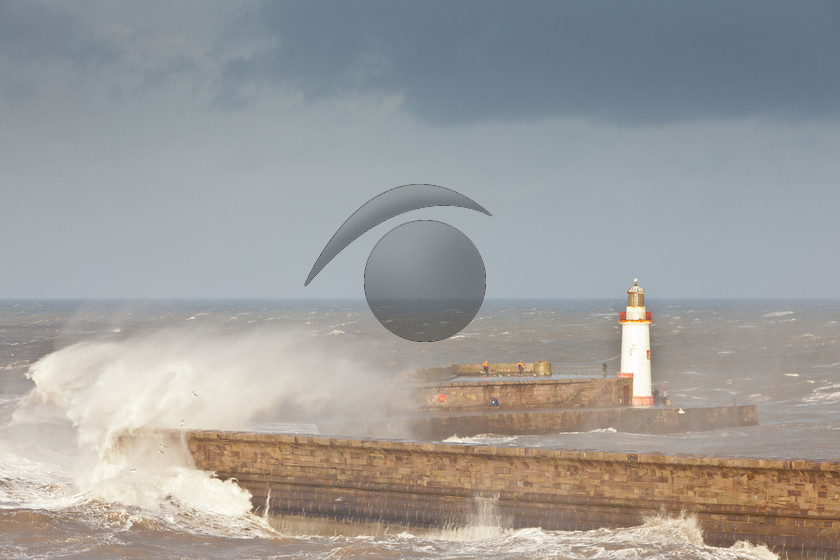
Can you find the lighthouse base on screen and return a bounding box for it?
[631,396,654,407]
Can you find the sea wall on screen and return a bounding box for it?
[405,404,758,439]
[396,361,552,382]
[412,377,631,411]
[318,405,758,440]
[175,430,840,558]
[451,361,552,377]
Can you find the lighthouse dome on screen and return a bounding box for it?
[627,279,644,307]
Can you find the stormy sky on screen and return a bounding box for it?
[1,1,838,299]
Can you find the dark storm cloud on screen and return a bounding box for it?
[223,0,840,124]
[0,1,121,104]
[0,2,118,67]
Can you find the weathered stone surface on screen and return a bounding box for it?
[411,377,631,411]
[396,361,553,382]
[404,405,758,440]
[161,430,840,559]
[319,404,758,439]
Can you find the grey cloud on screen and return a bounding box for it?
[0,1,120,107]
[0,2,218,107]
[221,0,840,125]
[0,1,118,68]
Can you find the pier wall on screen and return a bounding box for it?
[319,405,758,440]
[176,430,840,558]
[451,361,552,377]
[396,361,551,382]
[413,377,631,411]
[406,404,758,439]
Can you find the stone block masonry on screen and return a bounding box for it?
[411,377,632,411]
[170,430,840,559]
[395,361,552,382]
[405,404,758,440]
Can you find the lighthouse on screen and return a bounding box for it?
[619,279,653,406]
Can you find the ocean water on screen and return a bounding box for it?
[2,298,838,559]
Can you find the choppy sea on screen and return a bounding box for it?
[2,298,837,559]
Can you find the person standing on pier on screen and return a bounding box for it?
[602,362,608,377]
[518,361,524,376]
[483,360,489,376]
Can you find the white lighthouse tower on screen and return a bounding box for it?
[619,279,653,406]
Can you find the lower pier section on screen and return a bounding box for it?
[404,405,758,440]
[178,430,840,559]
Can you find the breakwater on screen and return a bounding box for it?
[411,377,631,410]
[404,404,758,439]
[350,376,757,439]
[396,360,552,381]
[318,404,758,439]
[168,430,840,558]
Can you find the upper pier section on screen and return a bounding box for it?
[411,377,630,411]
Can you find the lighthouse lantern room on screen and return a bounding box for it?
[619,279,653,406]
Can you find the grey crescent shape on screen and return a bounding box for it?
[304,184,491,286]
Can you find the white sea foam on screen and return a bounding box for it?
[0,451,81,511]
[5,326,386,537]
[404,511,778,559]
[448,332,478,339]
[590,427,617,433]
[426,495,510,541]
[812,362,840,369]
[554,427,619,435]
[727,541,780,560]
[762,311,794,317]
[443,434,518,446]
[803,383,840,404]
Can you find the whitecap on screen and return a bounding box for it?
[762,311,793,318]
[590,427,617,433]
[734,543,780,559]
[812,362,840,369]
[443,434,517,446]
[803,383,840,404]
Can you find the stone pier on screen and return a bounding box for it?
[158,430,840,559]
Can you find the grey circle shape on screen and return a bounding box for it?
[364,220,485,342]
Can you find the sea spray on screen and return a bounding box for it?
[2,298,820,559]
[398,511,778,559]
[428,495,510,541]
[8,325,392,535]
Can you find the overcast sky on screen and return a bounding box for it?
[2,1,838,299]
